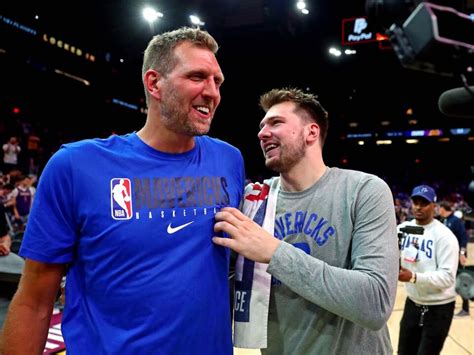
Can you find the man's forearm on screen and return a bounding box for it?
[0,294,54,354]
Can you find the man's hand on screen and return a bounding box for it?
[459,253,467,266]
[0,235,12,256]
[399,266,413,282]
[212,207,280,263]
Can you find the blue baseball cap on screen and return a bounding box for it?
[411,185,437,203]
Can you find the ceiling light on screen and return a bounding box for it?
[142,7,163,23]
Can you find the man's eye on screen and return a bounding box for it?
[190,75,203,81]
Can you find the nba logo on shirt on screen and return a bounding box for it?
[110,178,132,220]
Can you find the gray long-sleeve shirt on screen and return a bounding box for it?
[263,167,399,355]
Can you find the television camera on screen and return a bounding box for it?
[365,0,474,118]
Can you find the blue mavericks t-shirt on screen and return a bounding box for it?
[20,133,245,354]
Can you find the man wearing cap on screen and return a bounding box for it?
[397,185,459,355]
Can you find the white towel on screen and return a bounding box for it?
[233,177,280,349]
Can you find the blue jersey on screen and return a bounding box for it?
[20,133,245,354]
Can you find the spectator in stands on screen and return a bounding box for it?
[0,183,14,205]
[2,136,21,174]
[10,175,36,226]
[438,200,470,317]
[25,130,41,176]
[0,187,25,281]
[0,183,17,232]
[395,197,410,224]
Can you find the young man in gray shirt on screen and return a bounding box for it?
[213,87,399,354]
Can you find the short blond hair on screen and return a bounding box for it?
[142,27,219,105]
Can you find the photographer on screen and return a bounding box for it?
[397,185,459,355]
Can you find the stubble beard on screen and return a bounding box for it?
[160,85,212,136]
[265,132,306,173]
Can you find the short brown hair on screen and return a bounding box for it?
[259,87,329,146]
[439,201,452,211]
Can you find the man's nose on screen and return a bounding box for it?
[258,125,270,140]
[203,79,220,99]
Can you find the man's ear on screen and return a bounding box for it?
[144,69,161,100]
[306,122,320,144]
